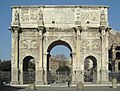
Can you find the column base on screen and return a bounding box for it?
[71,81,77,85]
[11,81,19,85]
[35,81,44,85]
[20,80,23,85]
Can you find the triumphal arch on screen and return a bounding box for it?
[10,5,120,85]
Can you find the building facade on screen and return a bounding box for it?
[10,5,120,85]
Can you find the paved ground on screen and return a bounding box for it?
[0,86,120,91]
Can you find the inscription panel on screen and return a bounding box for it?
[43,8,75,28]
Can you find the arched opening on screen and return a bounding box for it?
[115,46,120,50]
[23,56,35,84]
[116,52,120,59]
[118,62,120,71]
[84,56,97,83]
[47,40,72,84]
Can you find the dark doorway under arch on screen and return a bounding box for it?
[23,56,35,84]
[84,56,97,83]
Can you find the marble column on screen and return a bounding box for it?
[100,26,109,83]
[76,26,83,83]
[35,26,44,85]
[71,52,77,84]
[10,27,20,85]
[19,62,23,84]
[43,53,48,85]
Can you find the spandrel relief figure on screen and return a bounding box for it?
[14,10,19,21]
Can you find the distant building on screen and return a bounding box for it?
[49,56,71,72]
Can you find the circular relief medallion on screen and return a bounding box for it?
[92,40,100,50]
[81,40,90,50]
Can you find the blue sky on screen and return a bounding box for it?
[0,0,120,60]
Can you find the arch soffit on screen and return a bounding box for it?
[21,54,36,64]
[46,39,73,53]
[83,55,97,63]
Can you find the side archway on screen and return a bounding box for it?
[23,56,35,84]
[84,56,97,83]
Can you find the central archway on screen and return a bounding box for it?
[46,40,73,84]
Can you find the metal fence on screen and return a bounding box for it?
[47,71,71,84]
[23,71,35,84]
[0,71,11,84]
[109,72,120,83]
[0,71,120,85]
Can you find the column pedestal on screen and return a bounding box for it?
[72,70,83,85]
[35,69,44,85]
[11,68,19,85]
[100,69,109,83]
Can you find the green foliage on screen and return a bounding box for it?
[56,66,70,75]
[0,60,11,71]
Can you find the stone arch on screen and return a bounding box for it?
[116,52,120,59]
[84,55,97,83]
[115,46,120,50]
[47,40,72,52]
[23,56,35,84]
[46,40,73,84]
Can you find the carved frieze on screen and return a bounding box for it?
[46,27,76,32]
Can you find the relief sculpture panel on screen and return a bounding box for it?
[90,11,99,21]
[20,40,28,49]
[21,8,29,23]
[81,40,90,51]
[81,39,101,52]
[20,39,37,49]
[30,40,37,48]
[30,8,38,21]
[81,10,89,21]
[92,40,101,50]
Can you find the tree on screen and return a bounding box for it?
[0,60,11,71]
[56,54,67,61]
[56,66,70,75]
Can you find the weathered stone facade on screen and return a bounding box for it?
[10,5,120,85]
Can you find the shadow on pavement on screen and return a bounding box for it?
[0,86,25,91]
